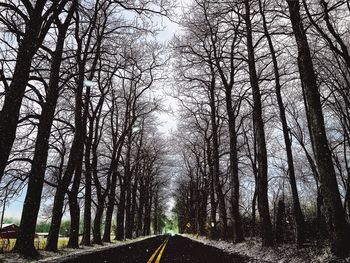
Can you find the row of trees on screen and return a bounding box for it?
[0,0,171,258]
[172,0,350,257]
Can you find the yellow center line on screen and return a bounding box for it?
[155,238,169,263]
[147,238,168,263]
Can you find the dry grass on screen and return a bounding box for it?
[0,237,70,253]
[0,235,154,262]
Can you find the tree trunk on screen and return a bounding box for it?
[136,179,145,237]
[251,187,257,236]
[199,145,208,236]
[81,170,92,245]
[287,0,350,256]
[67,146,84,249]
[130,128,143,237]
[244,0,273,246]
[130,171,138,237]
[92,203,104,244]
[81,118,93,246]
[45,185,67,251]
[102,170,117,242]
[143,183,152,236]
[124,131,133,239]
[103,113,129,241]
[116,181,126,240]
[206,137,217,239]
[208,75,227,239]
[13,5,75,256]
[220,77,243,242]
[258,0,305,245]
[125,175,132,239]
[67,111,86,248]
[275,199,286,243]
[198,186,208,236]
[67,189,80,248]
[228,121,243,243]
[153,191,159,234]
[46,72,85,251]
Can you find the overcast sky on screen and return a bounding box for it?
[154,1,190,136]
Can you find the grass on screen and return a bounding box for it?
[0,237,70,253]
[0,239,15,253]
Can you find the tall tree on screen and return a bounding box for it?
[258,0,305,244]
[205,3,244,241]
[45,1,105,251]
[243,0,273,246]
[286,0,350,256]
[13,1,76,257]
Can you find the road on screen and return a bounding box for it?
[59,235,249,263]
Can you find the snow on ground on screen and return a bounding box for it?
[0,235,154,263]
[182,234,350,263]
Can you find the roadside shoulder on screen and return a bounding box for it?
[180,234,349,263]
[0,235,155,263]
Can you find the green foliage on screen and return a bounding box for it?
[56,220,84,237]
[163,215,178,235]
[2,217,19,225]
[36,222,50,233]
[60,220,70,237]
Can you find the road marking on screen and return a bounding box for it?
[147,238,168,263]
[155,238,169,263]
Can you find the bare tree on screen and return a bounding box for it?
[0,0,70,182]
[12,1,77,257]
[286,0,350,256]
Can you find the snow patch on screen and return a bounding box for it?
[181,234,350,263]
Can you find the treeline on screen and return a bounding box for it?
[172,0,350,258]
[0,0,171,258]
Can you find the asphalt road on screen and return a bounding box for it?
[59,235,249,263]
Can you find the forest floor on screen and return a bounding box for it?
[182,234,350,263]
[0,235,153,263]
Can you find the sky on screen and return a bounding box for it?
[154,17,180,136]
[154,0,191,136]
